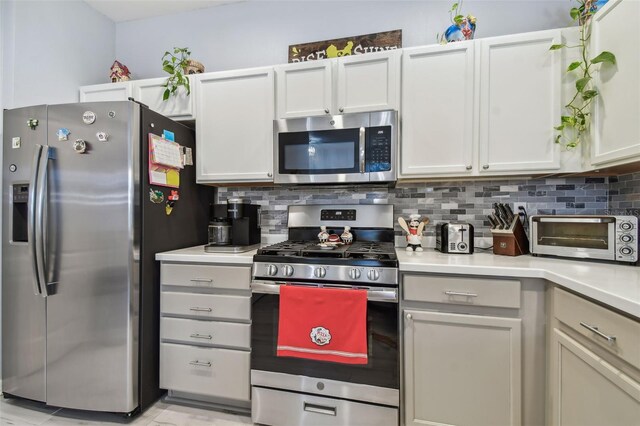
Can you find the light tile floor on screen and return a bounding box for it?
[0,396,253,426]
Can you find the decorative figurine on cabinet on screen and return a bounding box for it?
[318,226,329,243]
[341,226,353,244]
[398,214,429,252]
[110,60,131,82]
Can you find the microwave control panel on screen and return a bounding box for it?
[366,126,392,173]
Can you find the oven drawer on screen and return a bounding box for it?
[403,274,521,309]
[554,288,640,369]
[160,343,250,401]
[251,386,398,426]
[160,317,251,349]
[161,291,250,321]
[161,263,251,290]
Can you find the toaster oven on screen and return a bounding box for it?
[530,215,638,263]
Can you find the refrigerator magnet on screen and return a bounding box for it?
[168,190,179,201]
[56,128,70,141]
[82,111,96,125]
[165,200,175,216]
[73,139,87,154]
[27,119,39,130]
[96,132,109,142]
[149,188,164,204]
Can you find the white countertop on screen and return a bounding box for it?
[398,249,640,319]
[156,245,640,318]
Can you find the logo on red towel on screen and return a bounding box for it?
[310,326,332,346]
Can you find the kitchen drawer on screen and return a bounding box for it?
[161,291,250,321]
[161,263,251,290]
[160,343,250,401]
[160,317,250,349]
[403,274,521,309]
[251,386,398,426]
[554,288,640,370]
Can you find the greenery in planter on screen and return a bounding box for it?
[550,0,616,149]
[162,47,192,101]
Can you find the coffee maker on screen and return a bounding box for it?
[205,198,261,253]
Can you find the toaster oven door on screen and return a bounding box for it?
[531,217,616,260]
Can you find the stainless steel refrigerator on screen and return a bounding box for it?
[2,101,212,415]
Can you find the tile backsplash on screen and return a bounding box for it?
[608,172,640,215]
[217,176,613,237]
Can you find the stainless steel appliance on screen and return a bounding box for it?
[251,204,399,425]
[436,222,474,254]
[2,102,212,416]
[274,111,397,184]
[204,198,261,253]
[530,215,638,263]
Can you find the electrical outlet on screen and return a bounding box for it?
[513,202,527,214]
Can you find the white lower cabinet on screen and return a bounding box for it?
[403,309,522,426]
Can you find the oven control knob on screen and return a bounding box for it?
[349,269,361,280]
[283,265,294,277]
[620,246,634,256]
[266,264,278,276]
[314,267,327,279]
[620,221,634,231]
[367,269,380,281]
[620,234,634,243]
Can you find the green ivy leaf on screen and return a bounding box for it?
[554,125,565,131]
[453,14,464,24]
[163,64,175,74]
[549,44,565,51]
[567,61,582,72]
[555,135,562,144]
[570,7,580,20]
[561,116,576,126]
[591,51,617,65]
[576,77,591,92]
[162,89,170,101]
[450,2,459,12]
[582,89,599,100]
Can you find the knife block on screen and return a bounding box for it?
[491,217,530,256]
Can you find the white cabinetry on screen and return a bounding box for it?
[195,67,274,183]
[401,42,475,176]
[478,30,562,174]
[79,82,132,102]
[590,0,640,166]
[275,51,400,119]
[132,77,195,121]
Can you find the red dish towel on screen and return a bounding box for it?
[277,285,368,364]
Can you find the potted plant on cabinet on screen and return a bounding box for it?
[161,47,205,101]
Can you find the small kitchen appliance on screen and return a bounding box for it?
[205,198,261,253]
[436,222,474,254]
[530,215,638,263]
[250,204,399,425]
[274,110,397,184]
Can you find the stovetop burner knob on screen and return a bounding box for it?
[314,267,327,279]
[367,269,380,281]
[283,265,294,277]
[266,264,278,276]
[349,268,361,280]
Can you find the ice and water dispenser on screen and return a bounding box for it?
[12,183,29,243]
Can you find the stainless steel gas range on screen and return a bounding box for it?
[250,204,399,426]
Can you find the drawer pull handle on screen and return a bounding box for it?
[579,322,617,344]
[303,402,337,417]
[189,307,212,312]
[189,360,212,367]
[190,278,213,283]
[190,333,213,340]
[444,290,478,298]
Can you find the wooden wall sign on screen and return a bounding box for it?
[288,30,402,63]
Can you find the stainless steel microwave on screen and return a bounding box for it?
[274,111,397,184]
[530,215,638,263]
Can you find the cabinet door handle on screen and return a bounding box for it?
[579,322,617,344]
[339,107,344,113]
[406,313,412,320]
[303,402,337,416]
[190,333,213,340]
[466,165,473,170]
[482,164,489,170]
[444,290,478,298]
[267,172,273,177]
[189,360,212,367]
[324,109,330,114]
[189,307,212,312]
[190,278,213,283]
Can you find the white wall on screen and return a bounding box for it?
[115,0,573,80]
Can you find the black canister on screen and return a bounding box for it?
[227,198,250,219]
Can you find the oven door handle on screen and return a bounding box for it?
[251,281,398,303]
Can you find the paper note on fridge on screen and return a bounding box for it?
[150,136,183,169]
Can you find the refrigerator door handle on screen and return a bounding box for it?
[35,145,51,298]
[28,145,44,296]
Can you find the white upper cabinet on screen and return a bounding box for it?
[275,61,332,119]
[275,50,401,119]
[79,82,132,102]
[132,76,195,121]
[591,0,640,166]
[336,50,401,115]
[478,30,562,174]
[195,67,275,183]
[400,42,475,177]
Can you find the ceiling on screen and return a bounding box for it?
[84,0,246,22]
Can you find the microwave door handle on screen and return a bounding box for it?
[35,146,51,298]
[359,127,366,174]
[28,145,44,296]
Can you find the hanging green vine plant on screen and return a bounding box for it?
[550,0,616,149]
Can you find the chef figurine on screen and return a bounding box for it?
[340,226,353,244]
[398,214,429,252]
[318,225,330,243]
